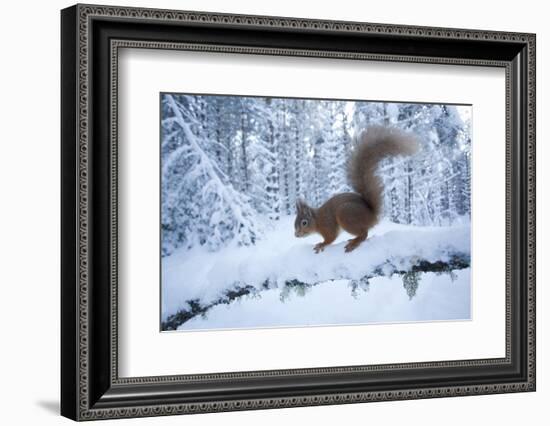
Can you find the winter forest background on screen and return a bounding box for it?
[160,93,472,331]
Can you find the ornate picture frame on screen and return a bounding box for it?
[61,3,535,421]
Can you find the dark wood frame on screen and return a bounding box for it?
[61,3,536,421]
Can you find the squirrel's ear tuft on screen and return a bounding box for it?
[295,197,307,213]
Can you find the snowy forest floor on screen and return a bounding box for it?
[161,217,471,331]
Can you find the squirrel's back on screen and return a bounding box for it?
[347,126,418,219]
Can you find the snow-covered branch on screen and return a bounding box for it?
[162,250,469,330]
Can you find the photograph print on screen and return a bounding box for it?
[160,93,472,332]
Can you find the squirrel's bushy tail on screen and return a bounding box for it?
[347,126,418,219]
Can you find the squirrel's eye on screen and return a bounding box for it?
[301,219,308,227]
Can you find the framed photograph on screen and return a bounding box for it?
[61,3,536,421]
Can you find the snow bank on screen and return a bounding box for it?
[162,217,470,320]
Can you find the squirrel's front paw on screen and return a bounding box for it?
[344,242,357,253]
[313,243,326,254]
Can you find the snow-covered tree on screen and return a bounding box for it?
[161,94,262,255]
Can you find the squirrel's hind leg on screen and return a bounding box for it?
[344,232,368,253]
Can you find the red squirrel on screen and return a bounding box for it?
[294,126,418,253]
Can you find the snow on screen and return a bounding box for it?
[178,270,470,331]
[162,217,471,326]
